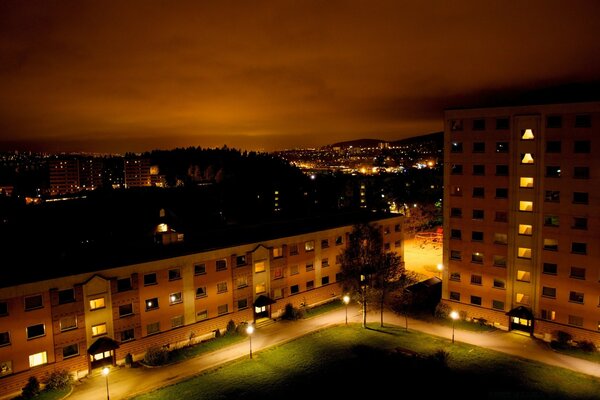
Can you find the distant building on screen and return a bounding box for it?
[442,101,599,346]
[124,158,152,188]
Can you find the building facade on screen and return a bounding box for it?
[0,215,403,399]
[442,101,600,346]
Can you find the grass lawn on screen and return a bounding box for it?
[133,323,600,400]
[11,386,71,400]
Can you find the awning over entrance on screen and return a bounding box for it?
[87,336,120,355]
[506,306,533,319]
[254,295,276,307]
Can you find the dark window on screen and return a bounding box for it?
[471,253,484,264]
[237,299,248,310]
[546,166,561,178]
[236,255,246,266]
[450,229,461,240]
[495,165,509,176]
[451,164,463,175]
[450,208,462,218]
[121,328,135,342]
[196,287,207,298]
[321,239,329,248]
[27,324,45,339]
[0,331,9,346]
[473,165,485,175]
[472,209,484,220]
[119,303,134,317]
[473,142,485,153]
[0,302,7,316]
[545,191,560,202]
[571,242,587,254]
[451,142,463,153]
[492,300,504,310]
[450,250,461,260]
[494,211,507,222]
[472,119,485,130]
[194,264,206,275]
[145,297,159,311]
[24,295,43,311]
[62,343,79,358]
[573,167,589,179]
[450,272,461,281]
[335,236,344,245]
[493,279,505,289]
[168,268,181,281]
[290,285,299,294]
[546,141,561,153]
[471,231,484,242]
[570,267,586,280]
[449,292,460,301]
[144,273,157,286]
[496,118,509,130]
[569,291,584,304]
[216,259,227,271]
[470,296,482,306]
[495,142,509,153]
[543,215,559,227]
[321,276,330,285]
[568,315,583,327]
[546,115,562,128]
[117,278,132,292]
[543,263,558,275]
[575,114,591,128]
[574,140,591,153]
[470,275,482,285]
[573,192,588,204]
[450,120,463,131]
[495,188,508,198]
[58,289,75,304]
[472,187,484,198]
[572,217,587,230]
[542,287,556,298]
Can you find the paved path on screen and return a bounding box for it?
[65,306,600,400]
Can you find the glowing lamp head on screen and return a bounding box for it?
[343,295,350,305]
[246,325,254,335]
[102,367,109,376]
[450,311,459,320]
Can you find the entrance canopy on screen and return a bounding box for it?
[254,295,276,307]
[87,336,120,355]
[506,306,533,320]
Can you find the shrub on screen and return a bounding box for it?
[282,303,304,320]
[434,302,451,319]
[214,328,222,338]
[144,345,169,366]
[236,321,249,334]
[22,376,40,399]
[45,369,72,390]
[555,330,572,345]
[577,340,597,353]
[125,352,134,366]
[226,320,237,335]
[429,349,450,367]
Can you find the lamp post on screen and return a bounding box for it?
[437,263,443,279]
[102,367,110,400]
[343,295,350,325]
[246,324,254,359]
[450,311,459,344]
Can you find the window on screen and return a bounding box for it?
[471,252,483,264]
[27,324,45,339]
[450,208,462,218]
[546,115,562,128]
[543,238,558,251]
[236,255,246,266]
[89,298,105,310]
[472,187,484,198]
[58,289,75,304]
[517,270,531,282]
[573,192,588,204]
[516,293,530,305]
[569,291,584,304]
[290,265,299,275]
[496,118,509,130]
[237,276,248,288]
[450,185,462,197]
[63,343,79,359]
[289,243,299,255]
[321,239,329,249]
[218,304,228,315]
[24,294,43,311]
[568,315,584,327]
[394,224,401,232]
[117,278,132,292]
[495,142,509,153]
[450,250,461,260]
[546,166,561,178]
[543,215,559,227]
[171,315,184,328]
[471,231,484,242]
[273,288,283,299]
[541,310,556,321]
[473,165,485,175]
[575,114,591,128]
[450,229,461,240]
[518,224,532,236]
[321,276,330,285]
[519,201,533,212]
[473,142,485,153]
[451,142,463,153]
[147,322,160,335]
[574,140,591,153]
[192,264,206,276]
[119,329,134,343]
[544,190,559,202]
[306,280,314,290]
[450,119,463,131]
[470,296,482,306]
[521,128,534,140]
[0,301,7,316]
[256,282,266,293]
[472,119,485,130]
[493,255,506,267]
[238,299,248,310]
[92,323,107,337]
[216,259,227,271]
[546,141,561,153]
[451,164,463,175]
[492,233,506,245]
[145,298,159,311]
[574,166,590,179]
[304,240,315,252]
[493,279,505,289]
[521,153,534,164]
[306,263,314,272]
[322,258,329,267]
[144,273,157,286]
[571,242,587,255]
[470,274,482,285]
[495,188,508,198]
[570,267,585,280]
[117,303,133,317]
[572,217,587,230]
[254,261,266,273]
[169,292,182,305]
[196,286,207,298]
[168,268,181,281]
[472,209,484,220]
[196,310,208,321]
[518,247,531,259]
[60,316,77,331]
[449,291,460,301]
[492,300,505,310]
[29,351,47,368]
[450,272,461,281]
[542,287,556,298]
[217,282,228,293]
[543,263,557,275]
[494,211,507,222]
[335,235,344,245]
[0,331,10,347]
[290,285,299,294]
[495,165,508,176]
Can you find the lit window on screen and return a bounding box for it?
[273,247,283,258]
[516,293,530,305]
[237,276,248,288]
[169,292,182,305]
[91,323,107,337]
[256,282,266,294]
[89,298,105,310]
[29,351,47,368]
[517,270,531,282]
[521,129,534,140]
[543,239,558,251]
[541,310,556,321]
[519,177,534,188]
[518,224,532,235]
[255,261,266,273]
[518,248,531,259]
[305,241,315,252]
[146,298,159,311]
[519,201,533,212]
[521,153,534,164]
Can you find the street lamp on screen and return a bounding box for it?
[450,311,459,344]
[343,295,350,325]
[102,367,110,400]
[436,263,443,279]
[246,324,254,359]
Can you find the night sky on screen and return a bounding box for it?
[1,1,600,153]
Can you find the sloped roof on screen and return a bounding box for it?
[88,336,120,354]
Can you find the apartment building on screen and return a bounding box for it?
[0,214,404,398]
[442,101,600,346]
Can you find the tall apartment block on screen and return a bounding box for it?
[0,214,403,399]
[124,158,151,188]
[442,101,599,346]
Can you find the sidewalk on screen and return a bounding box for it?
[65,306,600,400]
